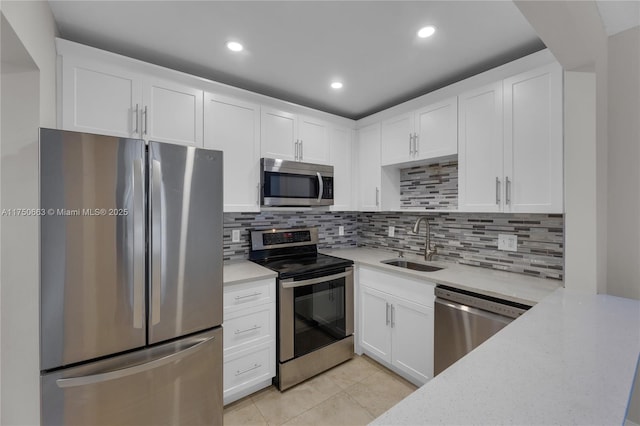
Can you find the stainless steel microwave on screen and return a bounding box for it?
[260,158,334,207]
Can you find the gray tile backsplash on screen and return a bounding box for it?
[400,161,458,209]
[223,210,564,281]
[358,212,564,280]
[223,211,358,260]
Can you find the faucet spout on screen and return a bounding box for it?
[412,217,436,261]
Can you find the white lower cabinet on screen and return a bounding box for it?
[223,278,275,405]
[358,267,434,386]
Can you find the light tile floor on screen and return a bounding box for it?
[223,355,417,426]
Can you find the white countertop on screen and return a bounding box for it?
[223,260,277,285]
[322,247,561,305]
[371,288,640,425]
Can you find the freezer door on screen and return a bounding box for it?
[148,142,223,344]
[40,128,146,370]
[41,327,222,426]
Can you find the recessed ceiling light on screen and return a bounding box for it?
[227,41,243,52]
[331,81,343,89]
[417,26,436,38]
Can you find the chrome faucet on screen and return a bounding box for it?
[412,216,436,261]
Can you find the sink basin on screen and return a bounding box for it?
[381,259,443,272]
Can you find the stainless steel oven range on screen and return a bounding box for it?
[249,227,354,390]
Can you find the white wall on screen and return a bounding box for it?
[0,2,57,424]
[607,26,640,301]
[0,0,57,128]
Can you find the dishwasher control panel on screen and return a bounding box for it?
[434,286,531,319]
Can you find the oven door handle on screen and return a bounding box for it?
[281,271,351,289]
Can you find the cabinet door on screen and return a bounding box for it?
[390,297,433,385]
[360,286,392,363]
[414,97,458,160]
[357,123,382,211]
[204,93,261,212]
[503,63,563,213]
[458,82,504,212]
[61,57,142,138]
[143,78,203,146]
[299,115,330,164]
[329,126,354,211]
[381,113,413,166]
[261,107,297,161]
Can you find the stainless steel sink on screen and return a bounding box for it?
[381,259,443,272]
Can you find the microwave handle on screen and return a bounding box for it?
[316,172,323,203]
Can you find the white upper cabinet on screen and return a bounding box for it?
[61,57,142,138]
[381,113,414,165]
[329,126,355,211]
[503,63,563,213]
[459,64,563,213]
[142,78,203,146]
[261,108,330,164]
[380,97,457,166]
[414,97,458,160]
[357,123,382,211]
[204,93,261,212]
[458,82,504,213]
[60,55,203,146]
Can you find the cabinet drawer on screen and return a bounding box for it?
[224,279,275,312]
[359,266,435,306]
[223,304,274,355]
[223,342,275,398]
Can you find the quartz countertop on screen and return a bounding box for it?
[371,288,640,425]
[223,260,277,285]
[322,247,561,305]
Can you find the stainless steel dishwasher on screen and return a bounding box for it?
[434,285,531,376]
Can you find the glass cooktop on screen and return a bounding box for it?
[252,253,353,279]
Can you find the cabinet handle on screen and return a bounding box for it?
[235,325,261,335]
[375,187,380,207]
[385,302,390,326]
[506,177,511,205]
[495,177,501,205]
[143,105,148,135]
[133,104,139,134]
[235,363,261,376]
[300,140,303,161]
[408,134,413,156]
[235,292,262,301]
[413,133,419,157]
[294,140,299,161]
[390,304,395,328]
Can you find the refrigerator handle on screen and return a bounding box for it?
[150,159,163,325]
[55,335,216,388]
[133,158,145,329]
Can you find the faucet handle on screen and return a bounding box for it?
[396,250,404,258]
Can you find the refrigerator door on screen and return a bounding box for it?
[148,142,223,344]
[40,128,146,370]
[41,327,223,426]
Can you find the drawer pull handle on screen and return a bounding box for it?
[235,325,261,335]
[235,292,262,301]
[235,363,261,376]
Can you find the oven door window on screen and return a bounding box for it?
[264,172,319,199]
[293,277,346,358]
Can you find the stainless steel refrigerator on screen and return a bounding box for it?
[39,128,223,425]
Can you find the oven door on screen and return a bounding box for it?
[279,267,353,362]
[261,159,333,207]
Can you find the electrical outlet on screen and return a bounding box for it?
[231,229,241,243]
[338,226,345,236]
[388,226,395,237]
[498,234,517,252]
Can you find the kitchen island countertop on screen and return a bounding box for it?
[223,260,277,285]
[371,287,640,425]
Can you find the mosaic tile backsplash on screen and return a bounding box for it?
[358,212,564,280]
[223,211,358,260]
[400,161,458,209]
[223,210,564,281]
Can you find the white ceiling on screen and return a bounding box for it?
[595,0,640,36]
[48,1,545,120]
